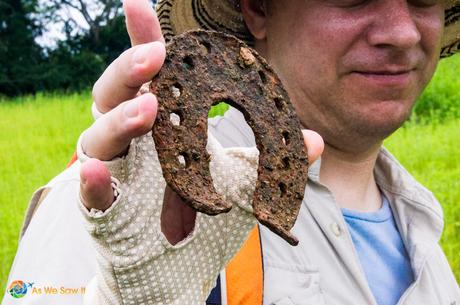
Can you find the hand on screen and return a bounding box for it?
[79,0,325,245]
[80,0,164,207]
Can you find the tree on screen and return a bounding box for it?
[40,0,126,53]
[0,0,44,96]
[0,0,154,96]
[38,0,132,91]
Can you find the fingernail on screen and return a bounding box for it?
[133,44,151,65]
[124,100,139,118]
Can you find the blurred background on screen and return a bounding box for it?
[0,0,459,298]
[0,0,148,96]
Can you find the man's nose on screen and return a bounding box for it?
[367,1,421,50]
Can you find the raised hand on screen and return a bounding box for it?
[80,0,165,211]
[76,2,324,304]
[78,0,324,244]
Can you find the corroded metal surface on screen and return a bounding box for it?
[151,30,308,245]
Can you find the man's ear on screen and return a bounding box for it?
[240,0,267,40]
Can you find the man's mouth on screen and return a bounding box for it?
[358,69,412,75]
[351,68,415,86]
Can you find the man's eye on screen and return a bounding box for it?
[409,0,440,7]
[329,0,440,8]
[328,0,369,8]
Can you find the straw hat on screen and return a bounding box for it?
[156,0,460,58]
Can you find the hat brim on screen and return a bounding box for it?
[442,2,460,57]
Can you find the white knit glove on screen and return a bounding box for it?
[77,131,258,305]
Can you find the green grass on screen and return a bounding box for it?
[414,55,460,123]
[0,54,459,297]
[0,92,93,296]
[385,119,460,279]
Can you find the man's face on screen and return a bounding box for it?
[259,0,444,152]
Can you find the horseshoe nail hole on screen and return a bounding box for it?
[258,70,267,84]
[183,55,194,70]
[282,157,290,169]
[177,153,190,168]
[279,182,287,197]
[170,112,181,126]
[274,97,284,111]
[200,40,212,53]
[282,131,291,146]
[171,83,182,98]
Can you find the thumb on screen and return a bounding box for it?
[80,158,115,211]
[302,129,324,164]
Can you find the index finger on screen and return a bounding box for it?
[93,0,165,114]
[124,0,165,46]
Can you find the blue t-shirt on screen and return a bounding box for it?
[342,197,414,305]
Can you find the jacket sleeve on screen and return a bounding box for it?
[77,131,259,305]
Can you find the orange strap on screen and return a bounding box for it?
[226,225,263,305]
[67,152,78,168]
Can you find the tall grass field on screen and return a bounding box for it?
[1,55,460,297]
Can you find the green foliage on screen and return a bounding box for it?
[41,45,105,92]
[412,54,460,123]
[0,93,93,295]
[0,0,44,96]
[40,14,130,92]
[81,14,131,65]
[209,101,230,118]
[385,120,460,280]
[0,1,130,96]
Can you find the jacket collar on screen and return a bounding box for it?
[306,147,444,281]
[307,147,444,245]
[374,147,444,244]
[374,148,444,277]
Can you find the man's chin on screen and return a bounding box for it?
[353,114,410,140]
[356,99,414,134]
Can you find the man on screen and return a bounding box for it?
[4,0,460,304]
